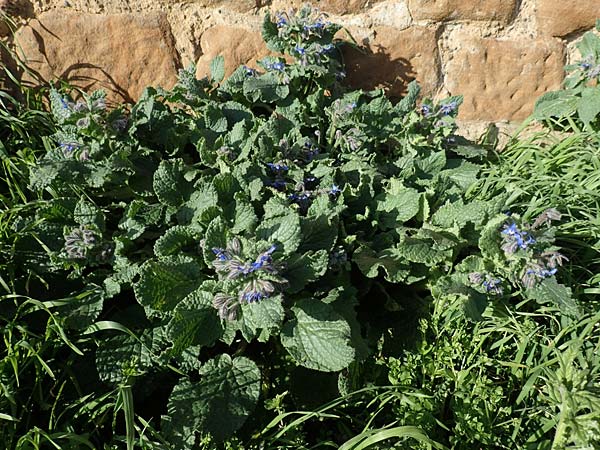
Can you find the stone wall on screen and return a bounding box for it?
[2,0,600,132]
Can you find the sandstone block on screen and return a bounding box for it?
[195,26,270,79]
[15,10,180,103]
[270,0,383,15]
[408,0,517,22]
[537,0,600,37]
[444,36,565,121]
[1,0,34,37]
[342,26,440,99]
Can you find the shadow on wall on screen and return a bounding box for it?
[17,23,134,104]
[342,39,416,101]
[4,3,182,106]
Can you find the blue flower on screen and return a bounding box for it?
[266,61,285,71]
[501,223,519,236]
[420,104,432,116]
[212,247,229,261]
[60,142,78,154]
[294,45,306,56]
[59,97,70,110]
[267,162,289,173]
[243,65,257,76]
[275,13,287,27]
[439,101,457,115]
[482,278,503,294]
[329,184,341,196]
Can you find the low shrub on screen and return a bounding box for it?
[0,6,593,449]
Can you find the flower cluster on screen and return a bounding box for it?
[419,101,459,118]
[578,57,600,80]
[264,61,286,72]
[63,226,112,262]
[266,162,289,191]
[212,240,277,279]
[211,239,286,320]
[521,250,567,288]
[501,222,536,253]
[499,209,566,289]
[468,272,504,296]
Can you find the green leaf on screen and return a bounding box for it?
[95,331,155,385]
[167,289,223,354]
[431,199,491,229]
[256,213,301,254]
[74,198,104,230]
[231,193,258,234]
[394,237,448,266]
[154,226,199,258]
[396,81,421,114]
[376,180,420,227]
[243,72,289,103]
[165,355,261,444]
[299,215,339,253]
[528,278,580,318]
[178,181,219,225]
[134,258,203,314]
[577,31,600,59]
[577,87,600,126]
[49,88,72,123]
[353,246,411,283]
[533,91,578,120]
[57,286,105,330]
[118,201,165,240]
[440,161,480,190]
[281,299,355,372]
[153,159,193,207]
[239,295,285,342]
[284,250,329,293]
[203,216,228,265]
[262,12,285,52]
[210,55,225,84]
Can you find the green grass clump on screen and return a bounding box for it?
[471,128,600,301]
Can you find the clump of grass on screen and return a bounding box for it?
[470,128,600,301]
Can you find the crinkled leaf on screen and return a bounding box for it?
[153,159,193,207]
[284,250,329,293]
[528,278,580,318]
[57,286,105,330]
[210,55,225,84]
[167,289,223,354]
[533,91,578,120]
[231,193,258,234]
[74,198,104,230]
[164,355,261,444]
[256,212,301,255]
[578,87,600,126]
[95,331,155,385]
[118,201,165,240]
[281,299,355,372]
[154,226,199,258]
[134,257,203,314]
[239,295,285,342]
[299,215,339,253]
[353,246,411,283]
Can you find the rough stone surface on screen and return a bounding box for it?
[275,0,383,15]
[1,0,34,36]
[445,36,565,121]
[408,0,517,23]
[15,10,180,103]
[195,25,270,79]
[342,25,440,99]
[537,0,600,37]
